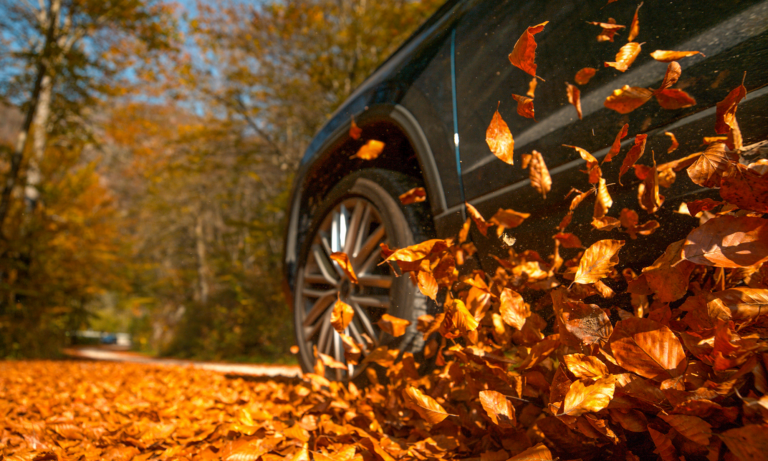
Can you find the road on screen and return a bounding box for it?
[63,346,302,378]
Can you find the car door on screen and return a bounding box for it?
[451,0,768,269]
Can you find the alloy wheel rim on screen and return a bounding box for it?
[296,197,393,380]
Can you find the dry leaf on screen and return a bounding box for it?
[399,187,427,205]
[349,118,362,140]
[655,88,696,110]
[527,77,538,97]
[403,387,452,424]
[564,354,609,379]
[486,106,515,165]
[594,178,613,218]
[573,239,625,285]
[603,123,629,163]
[682,216,768,268]
[650,50,704,62]
[664,132,678,153]
[560,375,615,416]
[604,85,653,114]
[564,145,601,184]
[466,202,491,237]
[627,2,643,41]
[618,134,647,185]
[330,299,354,333]
[491,208,530,235]
[686,142,736,188]
[508,22,548,78]
[512,94,536,120]
[715,74,747,135]
[708,287,768,320]
[592,216,622,231]
[720,162,768,213]
[575,67,597,85]
[524,150,552,198]
[377,314,411,338]
[479,391,516,427]
[353,140,385,160]
[658,414,711,446]
[587,19,625,42]
[609,317,687,380]
[500,288,529,330]
[605,42,642,72]
[330,252,358,284]
[566,83,582,120]
[554,233,583,249]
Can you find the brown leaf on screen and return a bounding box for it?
[587,19,625,42]
[330,252,358,284]
[605,42,642,72]
[377,314,411,338]
[658,414,711,446]
[718,424,768,461]
[399,187,426,205]
[642,239,695,303]
[682,216,768,268]
[715,75,747,135]
[383,239,449,263]
[479,390,516,427]
[655,88,696,110]
[564,145,601,184]
[563,354,609,379]
[554,233,583,249]
[686,142,735,188]
[486,106,515,165]
[559,300,614,346]
[618,134,647,185]
[657,60,682,92]
[592,216,622,231]
[500,288,530,330]
[349,118,362,140]
[317,350,347,369]
[330,299,355,333]
[512,94,536,120]
[353,140,385,160]
[627,2,643,41]
[638,162,664,214]
[508,443,553,461]
[665,132,679,153]
[466,202,491,237]
[720,162,768,213]
[338,333,361,364]
[650,50,704,62]
[708,288,768,320]
[594,178,613,218]
[403,387,452,424]
[575,67,597,85]
[524,150,552,198]
[604,85,653,114]
[560,375,615,416]
[573,239,625,285]
[686,198,723,216]
[527,77,538,97]
[648,427,679,461]
[609,317,687,381]
[508,22,548,78]
[566,83,582,120]
[445,298,479,335]
[417,270,438,300]
[603,123,629,163]
[490,208,530,233]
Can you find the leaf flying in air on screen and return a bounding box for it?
[508,22,548,78]
[377,314,411,338]
[352,140,385,160]
[330,252,358,284]
[403,387,452,424]
[486,105,515,165]
[330,299,354,333]
[573,239,625,285]
[627,2,643,41]
[603,123,629,163]
[479,390,516,427]
[512,94,536,120]
[650,50,704,62]
[566,83,582,120]
[575,67,597,85]
[604,85,653,113]
[399,187,427,205]
[605,42,642,72]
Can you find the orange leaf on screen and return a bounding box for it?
[641,239,696,303]
[403,387,452,424]
[486,106,515,165]
[507,443,553,461]
[715,74,747,134]
[522,150,552,198]
[594,178,613,218]
[563,353,609,379]
[317,350,347,369]
[686,142,736,188]
[592,216,622,231]
[575,67,597,85]
[446,298,479,335]
[650,50,704,62]
[682,216,768,268]
[338,333,361,364]
[603,123,629,163]
[604,85,653,113]
[587,19,625,42]
[383,239,449,263]
[377,314,411,338]
[605,42,642,72]
[399,187,426,205]
[655,88,696,110]
[720,162,768,213]
[638,163,664,214]
[656,61,682,92]
[618,134,647,185]
[573,239,624,285]
[417,270,438,300]
[508,22,548,78]
[491,208,530,238]
[330,299,354,333]
[719,425,768,461]
[664,132,679,153]
[686,198,722,216]
[512,94,535,120]
[648,427,679,461]
[554,233,582,249]
[708,288,768,320]
[609,317,687,381]
[527,77,538,97]
[566,83,582,120]
[479,390,516,427]
[564,145,601,184]
[658,414,711,446]
[466,202,491,236]
[349,118,362,140]
[352,140,385,160]
[627,2,643,42]
[560,375,615,416]
[500,288,529,330]
[330,252,358,284]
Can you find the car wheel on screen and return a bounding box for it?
[293,169,434,380]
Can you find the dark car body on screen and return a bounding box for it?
[283,0,768,302]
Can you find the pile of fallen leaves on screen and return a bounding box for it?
[4,2,768,460]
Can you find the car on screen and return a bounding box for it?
[283,0,768,379]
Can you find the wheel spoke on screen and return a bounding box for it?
[351,301,378,342]
[317,309,334,357]
[349,294,390,309]
[302,291,336,327]
[311,243,340,285]
[357,274,393,289]
[347,321,368,353]
[352,205,373,258]
[320,233,344,278]
[343,201,365,257]
[353,224,385,267]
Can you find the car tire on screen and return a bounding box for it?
[292,168,435,381]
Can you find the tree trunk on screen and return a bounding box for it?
[24,72,54,207]
[195,213,210,305]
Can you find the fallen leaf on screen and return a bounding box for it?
[605,42,642,72]
[650,50,704,62]
[566,83,582,120]
[486,105,515,165]
[609,317,688,380]
[603,123,629,163]
[403,387,452,424]
[512,94,536,120]
[604,85,653,114]
[627,2,643,42]
[560,375,615,416]
[686,142,736,188]
[383,239,449,263]
[318,350,347,369]
[564,354,609,379]
[682,216,768,268]
[399,187,427,205]
[491,208,530,235]
[330,252,358,284]
[575,67,597,85]
[720,162,768,213]
[715,74,747,134]
[618,134,647,185]
[638,161,664,214]
[466,202,491,236]
[330,299,355,333]
[508,443,553,461]
[686,198,722,216]
[479,390,516,427]
[377,314,411,338]
[641,239,695,302]
[352,140,385,160]
[708,287,768,320]
[500,288,529,330]
[573,239,625,285]
[417,270,438,300]
[587,19,625,42]
[508,22,548,78]
[718,425,768,461]
[648,427,678,461]
[658,414,711,446]
[665,132,679,153]
[554,233,583,249]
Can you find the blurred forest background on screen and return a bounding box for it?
[0,0,442,361]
